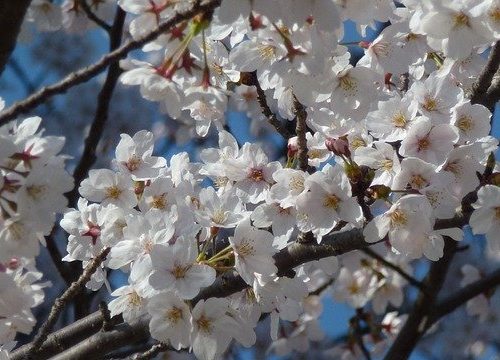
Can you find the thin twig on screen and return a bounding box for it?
[78,0,112,32]
[66,5,126,210]
[360,247,427,294]
[470,41,500,106]
[243,71,293,139]
[0,0,222,124]
[99,301,113,332]
[44,5,127,288]
[429,267,500,324]
[293,95,308,172]
[26,247,111,359]
[383,238,458,360]
[128,343,170,360]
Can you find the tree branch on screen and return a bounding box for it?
[293,96,308,171]
[0,0,222,125]
[243,71,293,139]
[0,0,32,77]
[429,267,500,324]
[470,41,500,108]
[360,247,427,294]
[43,5,127,289]
[26,248,111,359]
[383,238,458,360]
[11,214,468,359]
[77,0,112,32]
[127,342,169,360]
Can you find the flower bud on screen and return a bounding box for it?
[325,136,351,158]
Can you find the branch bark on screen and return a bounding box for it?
[383,238,458,360]
[0,0,32,77]
[11,213,468,359]
[26,248,111,359]
[470,41,500,108]
[0,0,222,125]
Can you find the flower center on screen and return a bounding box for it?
[390,209,408,227]
[339,74,357,94]
[456,115,473,132]
[151,194,167,209]
[409,174,428,189]
[380,159,393,171]
[258,45,276,60]
[289,176,304,191]
[236,241,255,257]
[128,292,142,306]
[323,194,340,210]
[126,155,141,172]
[171,264,191,279]
[422,96,438,111]
[105,186,122,200]
[417,137,431,151]
[211,209,227,225]
[166,307,183,323]
[197,314,213,333]
[248,168,264,182]
[26,185,47,201]
[454,12,470,27]
[392,112,407,128]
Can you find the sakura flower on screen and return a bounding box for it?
[365,95,418,142]
[364,195,435,258]
[295,164,363,242]
[268,168,308,208]
[107,210,174,269]
[451,101,491,144]
[410,0,489,59]
[399,117,458,165]
[407,71,463,124]
[354,141,401,187]
[108,259,156,323]
[61,199,107,262]
[229,219,277,285]
[149,237,216,299]
[223,143,281,204]
[195,186,247,229]
[333,267,378,309]
[460,264,491,322]
[138,176,176,213]
[148,292,191,350]
[251,202,297,249]
[113,130,166,180]
[79,169,137,208]
[16,163,73,233]
[190,298,237,360]
[470,185,500,253]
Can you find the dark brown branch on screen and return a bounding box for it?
[66,5,126,210]
[78,0,112,32]
[360,247,427,293]
[0,0,222,125]
[127,342,170,360]
[0,0,32,77]
[293,96,308,171]
[49,318,150,360]
[26,248,111,359]
[43,6,127,288]
[383,238,458,360]
[429,267,500,324]
[12,214,468,359]
[470,41,500,108]
[243,71,293,139]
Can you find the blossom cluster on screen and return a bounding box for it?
[5,0,500,358]
[0,99,73,349]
